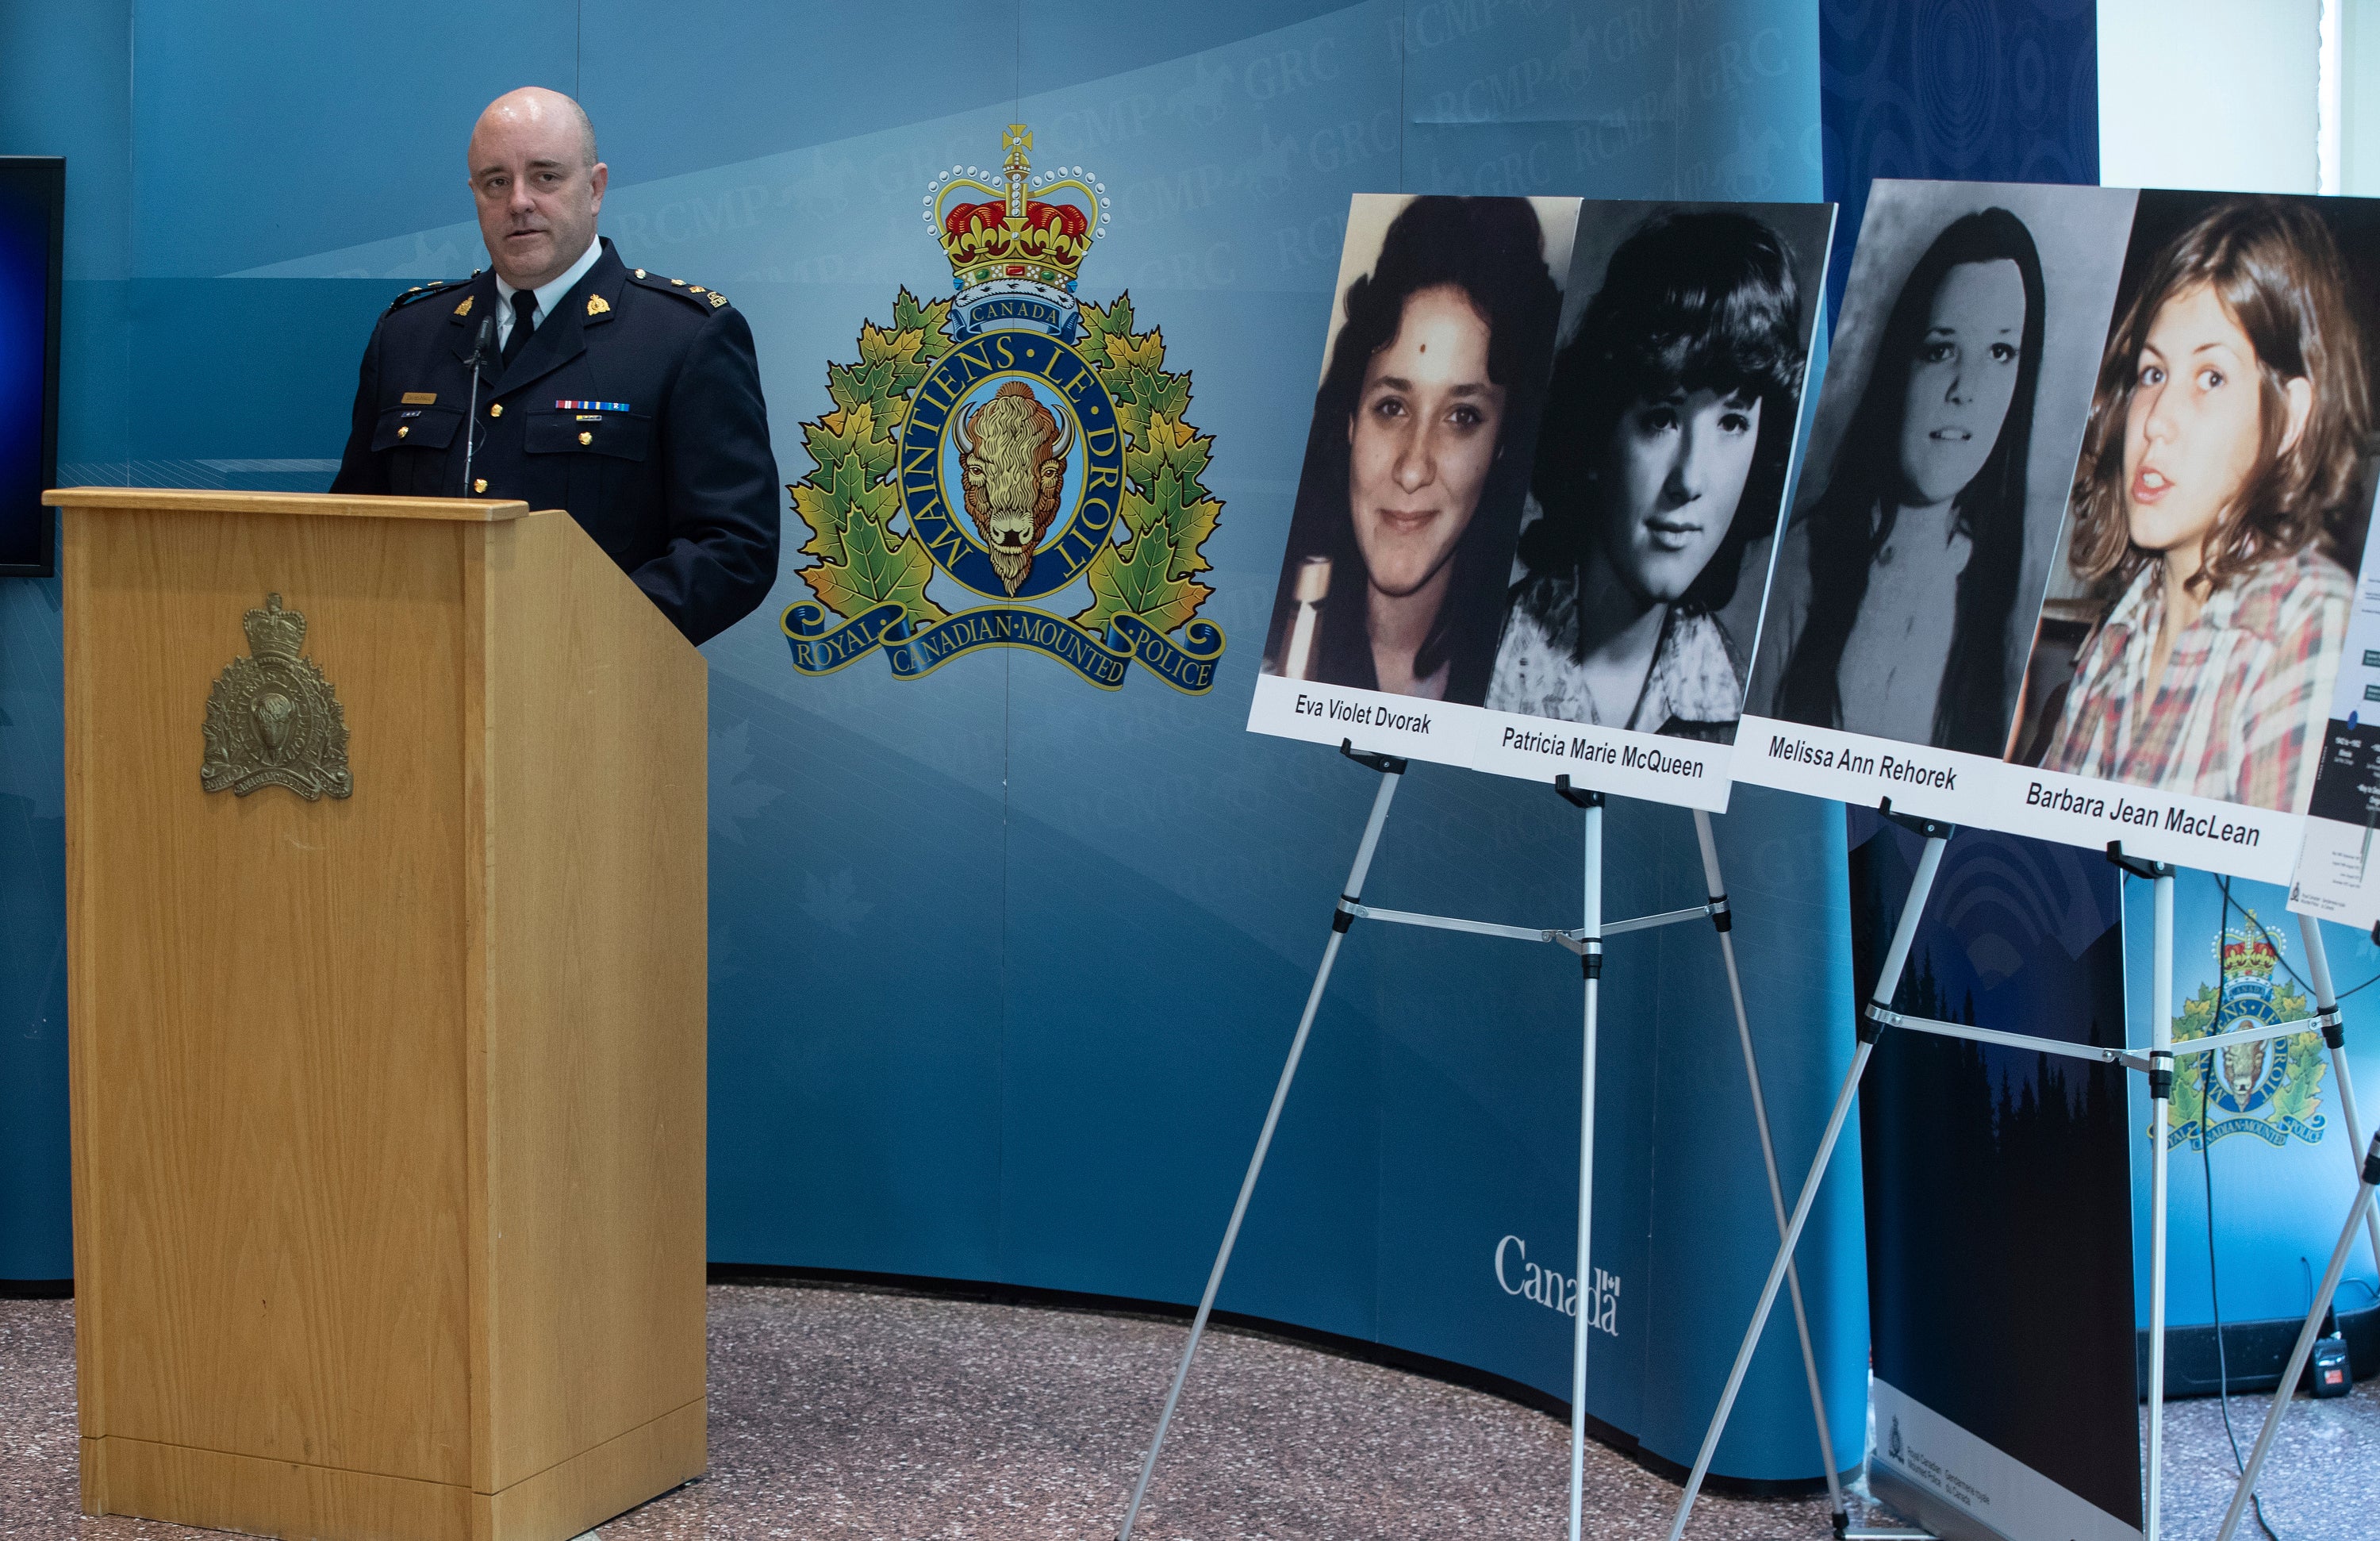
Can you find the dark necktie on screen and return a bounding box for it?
[499,289,537,370]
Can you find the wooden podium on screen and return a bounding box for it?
[52,489,708,1541]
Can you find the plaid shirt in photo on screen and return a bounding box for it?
[2042,544,2351,814]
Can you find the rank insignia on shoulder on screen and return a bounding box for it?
[628,267,722,310]
[586,294,612,316]
[386,279,459,313]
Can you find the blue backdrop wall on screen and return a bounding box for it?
[0,0,1879,1483]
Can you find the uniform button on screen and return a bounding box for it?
[397,425,409,438]
[474,478,488,494]
[489,403,502,417]
[579,430,593,445]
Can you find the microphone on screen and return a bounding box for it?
[462,314,497,498]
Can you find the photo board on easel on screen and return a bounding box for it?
[1734,180,2380,886]
[1243,193,1835,812]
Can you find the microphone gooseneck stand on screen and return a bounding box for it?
[461,313,496,498]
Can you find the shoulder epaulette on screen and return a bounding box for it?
[385,279,466,314]
[627,267,731,312]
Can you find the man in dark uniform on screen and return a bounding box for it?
[331,86,778,645]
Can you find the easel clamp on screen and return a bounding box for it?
[1877,796,1955,841]
[1337,738,1408,776]
[2104,840,2175,881]
[1553,773,1605,809]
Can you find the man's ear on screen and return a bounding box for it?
[589,162,608,213]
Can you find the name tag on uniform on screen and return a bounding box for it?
[401,391,437,405]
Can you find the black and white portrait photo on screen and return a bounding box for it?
[1487,200,1833,744]
[1744,180,2136,756]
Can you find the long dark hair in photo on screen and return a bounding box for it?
[1518,209,1806,633]
[1267,195,1560,701]
[1776,207,2046,753]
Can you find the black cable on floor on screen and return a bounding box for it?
[2206,883,2284,1541]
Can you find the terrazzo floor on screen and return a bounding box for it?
[2,1282,2374,1539]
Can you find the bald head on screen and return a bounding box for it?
[471,87,597,169]
[466,87,608,290]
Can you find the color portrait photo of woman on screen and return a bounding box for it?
[2029,194,2380,815]
[1743,181,2136,760]
[1487,204,1830,742]
[1260,195,1568,704]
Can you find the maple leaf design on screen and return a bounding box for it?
[1072,295,1223,636]
[708,720,782,846]
[784,295,950,628]
[800,869,876,936]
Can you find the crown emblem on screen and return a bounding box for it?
[923,125,1107,343]
[2218,921,2280,980]
[927,125,1105,287]
[242,593,307,663]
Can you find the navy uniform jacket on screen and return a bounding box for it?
[330,238,780,645]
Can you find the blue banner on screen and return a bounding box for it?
[786,602,1223,694]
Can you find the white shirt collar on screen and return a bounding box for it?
[494,234,604,332]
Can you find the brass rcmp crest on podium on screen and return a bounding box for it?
[200,593,353,801]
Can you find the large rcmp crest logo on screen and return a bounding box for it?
[781,125,1225,692]
[2168,916,2328,1149]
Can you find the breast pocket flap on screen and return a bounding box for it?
[372,404,462,451]
[525,409,653,461]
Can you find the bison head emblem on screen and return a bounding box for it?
[2220,1036,2268,1101]
[954,380,1073,594]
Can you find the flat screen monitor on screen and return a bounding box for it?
[0,157,63,578]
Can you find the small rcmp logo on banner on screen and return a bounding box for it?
[2169,916,2328,1149]
[781,125,1226,693]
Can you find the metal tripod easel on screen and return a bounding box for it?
[1117,741,1851,1540]
[2212,1128,2380,1540]
[1667,812,2380,1541]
